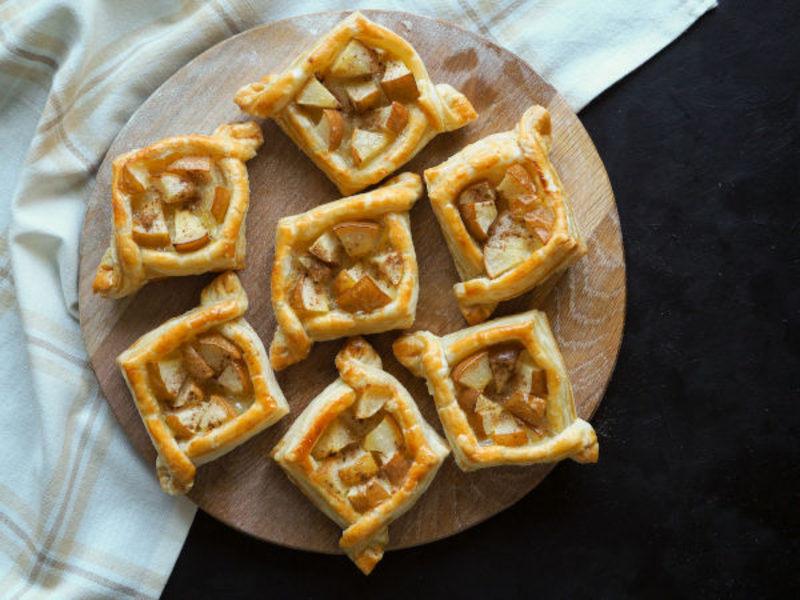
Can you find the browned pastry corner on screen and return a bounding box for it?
[272,337,449,574]
[393,310,598,471]
[234,11,477,196]
[424,105,587,324]
[117,271,289,494]
[269,172,422,370]
[93,121,263,299]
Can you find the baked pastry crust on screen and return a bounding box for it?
[270,172,422,370]
[117,272,289,494]
[424,106,587,324]
[272,337,449,574]
[234,11,477,196]
[393,310,598,471]
[93,122,263,299]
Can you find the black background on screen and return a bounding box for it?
[163,1,799,597]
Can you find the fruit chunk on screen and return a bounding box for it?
[210,186,231,223]
[373,101,408,134]
[329,39,378,78]
[509,351,548,397]
[491,412,529,446]
[354,387,390,419]
[523,205,555,245]
[174,378,204,409]
[331,263,366,298]
[505,391,547,434]
[347,478,391,512]
[371,251,404,285]
[217,360,252,395]
[172,210,209,253]
[196,333,241,373]
[316,109,344,151]
[489,345,521,392]
[315,459,348,496]
[497,164,536,201]
[381,452,412,486]
[149,356,187,401]
[132,195,171,248]
[335,275,392,313]
[308,231,344,265]
[290,275,329,314]
[345,79,382,113]
[350,128,389,166]
[457,387,481,413]
[312,419,356,459]
[182,344,214,381]
[333,220,382,257]
[363,415,403,457]
[122,162,149,193]
[338,450,380,486]
[299,253,332,283]
[380,59,419,102]
[165,394,236,440]
[459,180,496,206]
[451,351,493,391]
[152,173,196,204]
[460,199,497,243]
[483,211,532,278]
[168,156,212,184]
[475,394,503,435]
[297,77,340,109]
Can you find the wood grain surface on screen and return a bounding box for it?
[77,10,625,554]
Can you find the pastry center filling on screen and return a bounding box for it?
[291,218,403,316]
[456,164,555,279]
[310,387,412,514]
[451,342,550,446]
[148,331,253,441]
[293,38,420,167]
[124,154,232,254]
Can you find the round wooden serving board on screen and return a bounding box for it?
[78,10,625,553]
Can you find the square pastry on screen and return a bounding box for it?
[273,337,449,574]
[424,106,587,324]
[93,122,263,298]
[393,310,598,471]
[270,172,421,370]
[117,272,289,494]
[234,11,477,196]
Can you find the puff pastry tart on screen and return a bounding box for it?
[270,172,421,370]
[93,121,264,299]
[117,271,289,494]
[393,310,598,471]
[273,337,449,574]
[234,11,477,196]
[424,105,587,324]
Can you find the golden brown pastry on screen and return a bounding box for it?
[424,106,587,324]
[117,271,289,494]
[270,172,421,370]
[273,337,449,574]
[93,122,263,299]
[393,310,597,471]
[234,11,477,196]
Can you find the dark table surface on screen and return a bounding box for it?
[163,1,799,597]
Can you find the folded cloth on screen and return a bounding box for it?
[0,0,715,596]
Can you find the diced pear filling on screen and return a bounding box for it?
[311,388,412,513]
[455,164,557,277]
[350,128,389,166]
[126,148,232,254]
[148,331,253,440]
[450,342,550,445]
[297,77,341,109]
[293,39,419,165]
[293,219,404,318]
